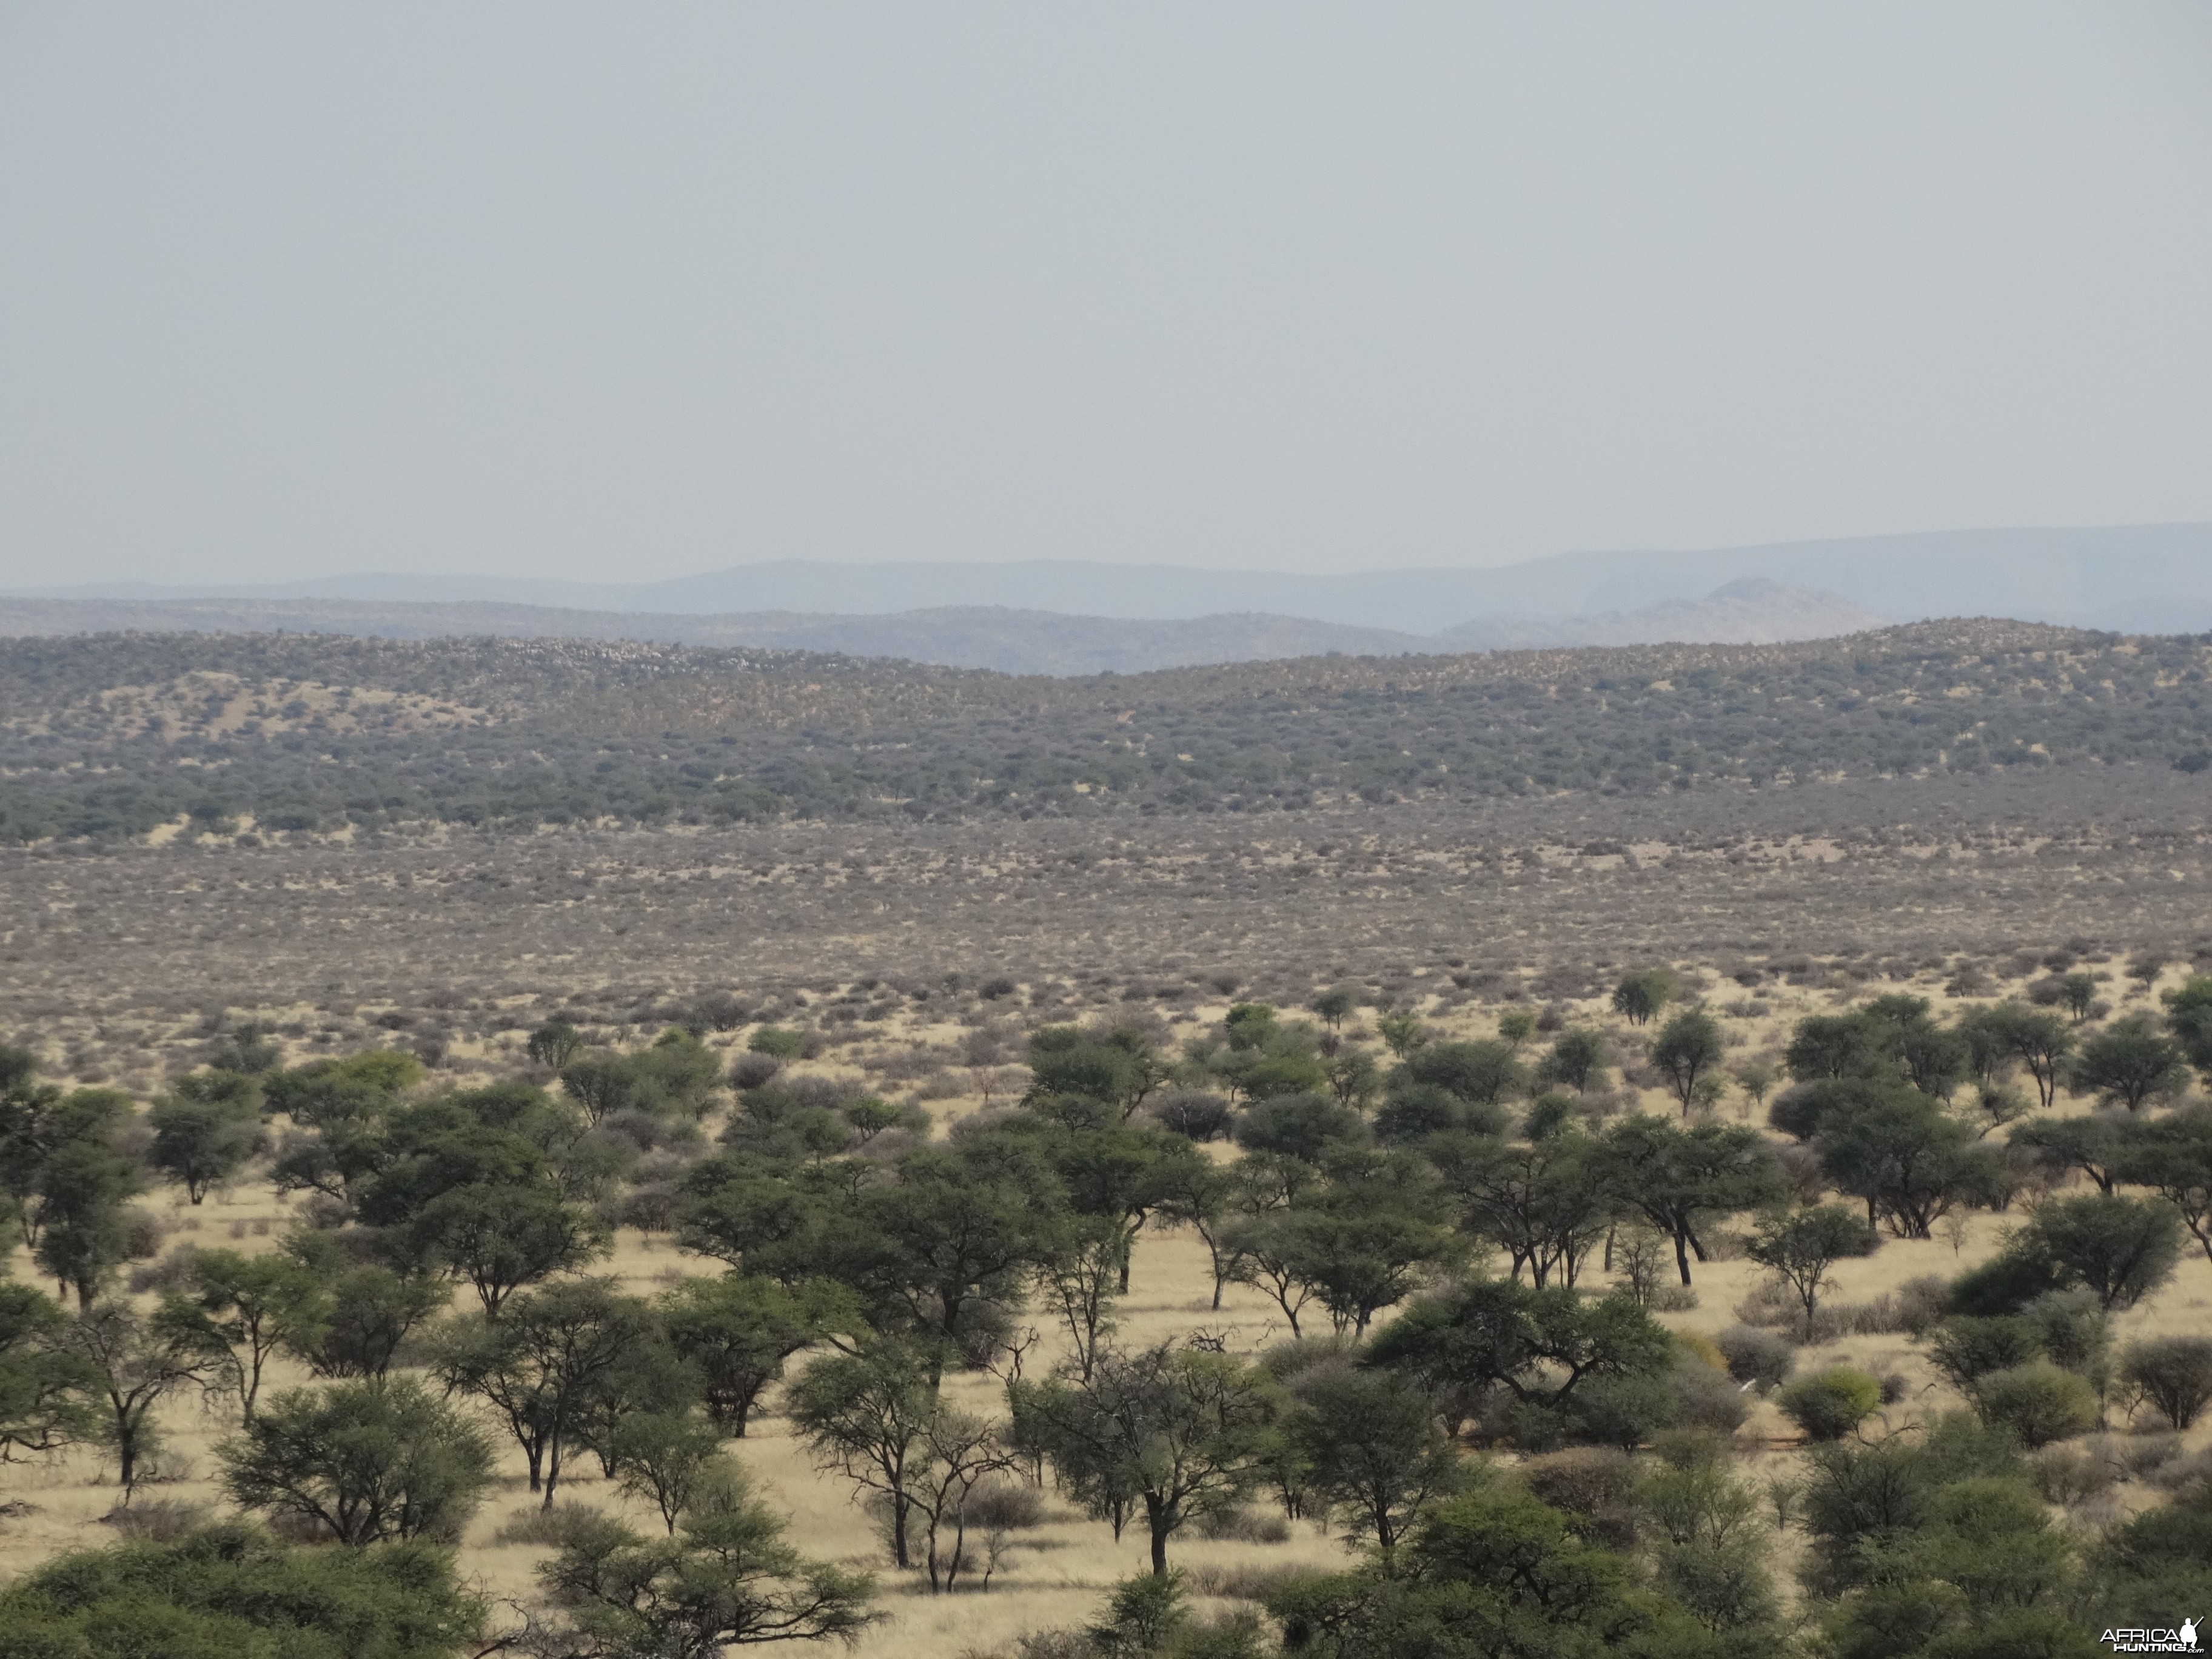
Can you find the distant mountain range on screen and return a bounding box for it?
[0,578,1888,675]
[13,521,2210,634]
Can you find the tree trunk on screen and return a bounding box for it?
[542,1431,564,1509]
[1146,1495,1171,1576]
[241,1346,266,1421]
[891,1492,911,1569]
[1674,1229,1694,1287]
[525,1441,543,1493]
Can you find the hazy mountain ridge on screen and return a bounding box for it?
[0,579,1886,675]
[16,521,2210,632]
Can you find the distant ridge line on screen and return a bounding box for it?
[0,581,1888,676]
[6,521,2210,635]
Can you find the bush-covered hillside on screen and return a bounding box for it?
[0,620,2207,840]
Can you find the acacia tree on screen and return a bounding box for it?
[64,1300,232,1494]
[1540,1029,1610,1094]
[219,1376,495,1544]
[609,1411,731,1535]
[1051,1127,1205,1294]
[904,1409,1019,1594]
[1747,1206,1879,1339]
[1991,1007,2076,1110]
[660,1273,859,1437]
[528,1021,588,1072]
[2012,1114,2124,1195]
[261,1049,421,1134]
[431,1278,654,1507]
[1220,1208,1322,1337]
[2163,976,2212,1084]
[146,1093,260,1205]
[1364,1278,1674,1419]
[409,1180,609,1316]
[1376,1013,1428,1058]
[1013,1340,1279,1575]
[1650,1011,1726,1115]
[1310,987,1358,1031]
[1155,1158,1236,1312]
[1403,1041,1527,1110]
[1612,970,1676,1027]
[536,1468,877,1652]
[0,1283,98,1462]
[185,1247,321,1420]
[1814,1090,2001,1238]
[2018,1193,2182,1313]
[787,1338,940,1570]
[1602,1117,1783,1286]
[1036,1225,1123,1382]
[1292,1202,1460,1338]
[2112,1108,2212,1266]
[1290,1367,1467,1554]
[0,1053,62,1244]
[569,1319,700,1482]
[282,1257,451,1381]
[2117,1337,2212,1432]
[2068,1017,2188,1112]
[33,1124,141,1312]
[1430,1132,1609,1288]
[851,1139,1065,1366]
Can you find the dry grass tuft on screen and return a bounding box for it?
[97,1498,210,1542]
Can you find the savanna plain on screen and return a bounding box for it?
[4,623,2212,1659]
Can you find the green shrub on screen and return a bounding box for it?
[1972,1361,2099,1448]
[1926,1315,2044,1397]
[1777,1367,1881,1441]
[1947,1249,2066,1317]
[746,1027,808,1059]
[0,1522,481,1658]
[1715,1324,1795,1392]
[1672,1355,1750,1434]
[2119,1335,2212,1431]
[1088,1569,1190,1657]
[1519,1448,1640,1550]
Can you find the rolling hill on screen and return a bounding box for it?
[0,617,2205,842]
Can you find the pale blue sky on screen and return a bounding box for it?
[2,4,2208,585]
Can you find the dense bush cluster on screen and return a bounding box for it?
[2,620,2210,839]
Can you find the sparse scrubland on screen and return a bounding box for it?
[3,627,2212,1658]
[1,619,2208,839]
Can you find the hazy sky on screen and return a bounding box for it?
[2,4,2209,586]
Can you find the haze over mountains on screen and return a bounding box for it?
[0,580,1883,677]
[2,523,2202,674]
